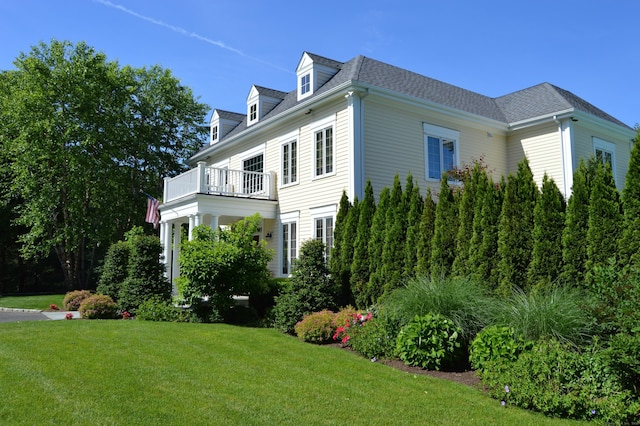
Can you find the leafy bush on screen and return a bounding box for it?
[587,261,640,336]
[63,290,92,311]
[469,326,532,371]
[332,306,359,330]
[136,298,190,322]
[294,310,336,343]
[78,294,118,319]
[479,339,640,423]
[604,332,640,398]
[495,286,591,346]
[96,240,129,301]
[384,275,495,344]
[349,308,402,360]
[396,313,463,370]
[273,240,339,334]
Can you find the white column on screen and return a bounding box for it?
[188,215,195,240]
[172,223,181,294]
[345,89,367,201]
[210,215,219,232]
[160,222,172,279]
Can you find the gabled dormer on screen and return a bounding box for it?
[246,85,287,126]
[209,109,245,145]
[296,52,342,101]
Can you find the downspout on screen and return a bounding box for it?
[345,88,369,201]
[554,115,573,198]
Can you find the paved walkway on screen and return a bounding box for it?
[0,307,80,322]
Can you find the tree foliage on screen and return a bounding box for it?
[430,176,459,278]
[0,40,209,289]
[179,214,273,318]
[619,129,640,267]
[366,187,390,305]
[415,188,437,277]
[351,180,376,309]
[380,173,408,297]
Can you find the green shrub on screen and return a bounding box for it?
[396,313,463,370]
[294,310,336,344]
[349,308,401,360]
[495,286,591,346]
[136,298,190,322]
[273,240,338,334]
[78,294,118,319]
[384,275,495,343]
[332,306,359,329]
[479,339,640,422]
[62,290,92,311]
[468,325,532,371]
[96,240,129,301]
[604,332,640,398]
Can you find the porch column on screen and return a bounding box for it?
[160,221,172,279]
[210,215,219,231]
[172,223,181,294]
[188,213,203,240]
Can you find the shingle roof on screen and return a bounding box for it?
[214,109,245,122]
[204,53,631,151]
[253,85,288,100]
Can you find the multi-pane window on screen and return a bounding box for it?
[249,103,257,121]
[424,124,459,180]
[314,217,334,261]
[594,137,617,183]
[211,125,218,142]
[282,221,297,275]
[243,154,264,194]
[282,140,297,185]
[315,126,334,177]
[300,74,311,95]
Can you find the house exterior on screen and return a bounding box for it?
[159,52,635,286]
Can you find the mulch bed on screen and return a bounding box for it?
[327,343,482,388]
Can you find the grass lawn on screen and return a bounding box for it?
[0,294,65,311]
[0,320,585,425]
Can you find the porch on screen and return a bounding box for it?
[159,163,279,292]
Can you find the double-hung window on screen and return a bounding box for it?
[249,103,257,122]
[424,123,459,180]
[311,205,336,262]
[211,125,218,143]
[300,74,311,95]
[593,137,617,183]
[281,131,298,186]
[315,126,334,177]
[281,212,299,275]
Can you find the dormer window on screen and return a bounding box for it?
[249,104,257,122]
[211,125,218,143]
[300,74,311,95]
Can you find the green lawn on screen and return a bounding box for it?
[0,294,65,310]
[0,320,584,425]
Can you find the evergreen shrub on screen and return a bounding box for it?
[396,313,463,370]
[78,294,118,319]
[349,308,402,360]
[63,290,92,311]
[136,297,190,322]
[468,325,532,371]
[294,310,335,343]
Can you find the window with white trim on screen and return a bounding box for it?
[281,212,299,275]
[282,139,297,185]
[300,74,311,95]
[243,154,264,194]
[315,126,334,177]
[249,103,257,122]
[593,137,616,171]
[211,125,218,143]
[424,123,459,180]
[315,217,334,261]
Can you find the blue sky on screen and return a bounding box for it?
[1,0,638,128]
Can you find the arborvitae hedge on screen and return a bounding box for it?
[351,180,376,309]
[366,187,390,305]
[340,197,360,305]
[430,175,459,278]
[329,191,351,302]
[496,159,538,296]
[403,176,424,280]
[586,162,622,271]
[527,174,566,290]
[561,159,595,286]
[469,176,503,290]
[416,188,436,277]
[380,173,406,297]
[452,164,483,277]
[619,132,640,266]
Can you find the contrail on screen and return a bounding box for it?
[94,0,291,73]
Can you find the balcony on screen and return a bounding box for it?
[163,162,276,203]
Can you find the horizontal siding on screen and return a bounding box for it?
[362,96,508,199]
[508,122,563,191]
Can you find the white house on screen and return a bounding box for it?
[159,52,635,286]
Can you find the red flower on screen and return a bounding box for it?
[341,336,350,343]
[65,313,73,320]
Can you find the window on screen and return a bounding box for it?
[424,123,459,180]
[300,74,311,95]
[315,126,334,177]
[211,125,218,142]
[593,137,617,183]
[282,139,297,185]
[243,154,264,194]
[249,103,257,121]
[282,221,297,275]
[315,217,334,261]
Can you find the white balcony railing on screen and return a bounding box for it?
[163,162,276,203]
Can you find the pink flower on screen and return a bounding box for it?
[341,335,350,344]
[50,304,59,311]
[65,313,73,320]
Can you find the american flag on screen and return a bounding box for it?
[145,195,160,229]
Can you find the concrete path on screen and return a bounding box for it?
[0,308,80,322]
